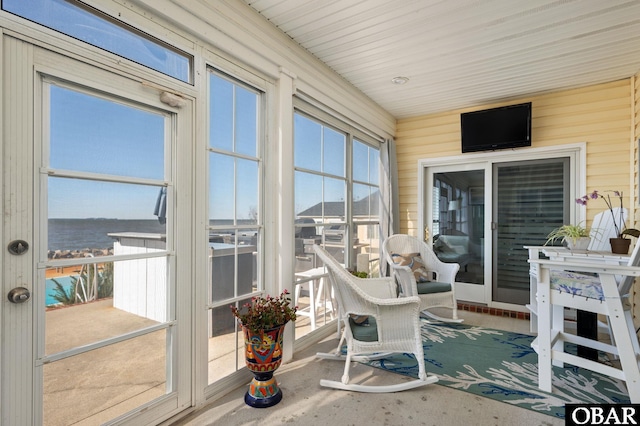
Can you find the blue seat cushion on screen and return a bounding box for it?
[416,281,451,294]
[550,270,604,301]
[349,316,378,342]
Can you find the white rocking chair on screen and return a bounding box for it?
[383,234,462,323]
[313,244,439,393]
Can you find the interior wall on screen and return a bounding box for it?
[395,79,635,237]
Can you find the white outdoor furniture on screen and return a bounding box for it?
[294,266,334,331]
[588,207,628,251]
[313,244,439,393]
[530,241,640,403]
[383,234,461,322]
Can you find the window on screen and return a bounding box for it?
[293,106,381,337]
[3,0,192,82]
[207,69,263,383]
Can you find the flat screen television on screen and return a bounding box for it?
[461,102,532,153]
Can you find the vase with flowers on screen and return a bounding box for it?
[576,190,640,254]
[230,290,297,408]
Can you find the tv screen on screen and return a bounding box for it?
[461,102,532,153]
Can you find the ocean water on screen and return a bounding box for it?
[48,218,166,251]
[48,218,254,251]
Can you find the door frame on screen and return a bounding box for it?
[418,143,586,310]
[1,38,194,425]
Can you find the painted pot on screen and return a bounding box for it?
[242,324,286,408]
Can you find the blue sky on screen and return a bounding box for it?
[49,86,165,219]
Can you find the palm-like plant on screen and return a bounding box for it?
[49,261,114,306]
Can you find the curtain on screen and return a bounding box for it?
[379,138,399,275]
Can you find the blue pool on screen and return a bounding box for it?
[45,276,75,306]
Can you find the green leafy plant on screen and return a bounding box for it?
[577,190,640,239]
[545,223,589,246]
[349,270,368,278]
[230,290,297,333]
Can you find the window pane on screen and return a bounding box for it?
[369,146,379,184]
[294,114,321,171]
[44,329,167,425]
[324,176,345,211]
[48,178,166,253]
[50,86,164,180]
[209,153,234,221]
[295,171,322,217]
[210,75,234,152]
[4,0,191,82]
[236,159,258,225]
[235,87,258,157]
[353,183,371,219]
[352,140,369,182]
[353,223,380,277]
[323,127,345,177]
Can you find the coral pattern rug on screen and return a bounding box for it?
[363,321,630,419]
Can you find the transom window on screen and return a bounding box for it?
[3,0,192,82]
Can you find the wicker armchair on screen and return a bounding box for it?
[383,234,461,323]
[313,244,438,392]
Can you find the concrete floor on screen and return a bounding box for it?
[172,310,563,426]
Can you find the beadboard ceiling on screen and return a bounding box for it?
[243,0,640,119]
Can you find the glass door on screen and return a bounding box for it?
[429,166,487,304]
[492,158,569,304]
[2,42,192,425]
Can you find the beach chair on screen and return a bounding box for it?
[531,240,640,402]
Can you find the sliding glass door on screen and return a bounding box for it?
[425,152,575,307]
[492,159,569,304]
[431,168,487,303]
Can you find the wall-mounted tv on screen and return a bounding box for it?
[461,102,532,153]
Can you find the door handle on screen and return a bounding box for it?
[8,287,31,303]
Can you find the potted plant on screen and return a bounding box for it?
[545,223,591,250]
[230,290,297,408]
[577,190,640,253]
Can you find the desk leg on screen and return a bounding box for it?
[576,310,598,361]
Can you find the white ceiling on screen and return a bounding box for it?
[243,0,640,119]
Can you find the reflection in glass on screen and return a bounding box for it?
[50,85,164,179]
[43,330,167,425]
[433,171,484,285]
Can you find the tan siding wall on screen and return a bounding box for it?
[396,79,634,237]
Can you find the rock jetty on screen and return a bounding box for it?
[48,248,113,259]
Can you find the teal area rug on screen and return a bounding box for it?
[363,321,630,419]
